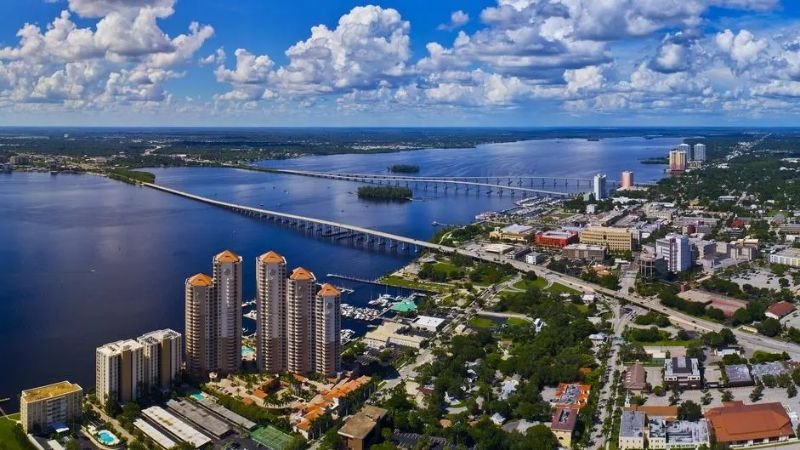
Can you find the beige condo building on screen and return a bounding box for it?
[314,284,341,377]
[20,381,83,433]
[579,226,635,252]
[96,339,144,406]
[256,251,288,373]
[138,329,182,390]
[287,267,316,374]
[185,273,215,378]
[213,250,243,374]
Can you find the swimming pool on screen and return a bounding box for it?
[97,430,120,446]
[242,346,255,357]
[191,392,206,401]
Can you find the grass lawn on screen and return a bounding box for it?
[506,317,531,327]
[513,278,548,290]
[0,414,29,450]
[468,317,496,329]
[379,275,447,293]
[548,282,581,295]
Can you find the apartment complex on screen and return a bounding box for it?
[620,170,634,189]
[256,251,288,373]
[256,252,342,377]
[20,381,83,433]
[138,329,182,390]
[693,143,706,162]
[593,173,607,200]
[96,339,144,406]
[669,149,687,172]
[579,227,635,251]
[96,328,183,406]
[184,250,243,378]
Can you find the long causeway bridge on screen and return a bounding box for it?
[146,183,448,254]
[246,167,587,197]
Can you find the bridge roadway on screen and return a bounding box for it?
[145,182,800,360]
[246,167,576,197]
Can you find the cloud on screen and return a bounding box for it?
[437,10,470,31]
[716,29,768,67]
[0,0,212,107]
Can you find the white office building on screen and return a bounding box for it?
[593,173,607,200]
[656,234,692,273]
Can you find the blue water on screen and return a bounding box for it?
[97,430,118,445]
[0,136,680,406]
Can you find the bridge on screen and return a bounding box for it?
[145,183,451,254]
[244,167,584,197]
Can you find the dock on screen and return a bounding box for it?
[326,273,437,294]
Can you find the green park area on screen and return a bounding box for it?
[0,414,35,450]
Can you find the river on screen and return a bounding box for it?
[0,136,680,406]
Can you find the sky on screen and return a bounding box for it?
[0,0,799,127]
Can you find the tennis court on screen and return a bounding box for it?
[251,426,295,450]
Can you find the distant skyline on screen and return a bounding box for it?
[0,0,799,126]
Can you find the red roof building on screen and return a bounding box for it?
[705,401,794,446]
[766,301,796,320]
[535,231,578,248]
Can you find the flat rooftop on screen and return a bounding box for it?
[724,364,753,384]
[412,316,445,329]
[338,405,387,440]
[167,399,231,438]
[134,418,177,449]
[193,395,256,430]
[620,411,645,438]
[142,406,212,448]
[501,224,533,234]
[21,381,82,402]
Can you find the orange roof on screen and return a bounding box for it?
[625,405,678,419]
[318,283,340,297]
[214,250,240,263]
[290,267,315,281]
[187,273,213,287]
[259,251,285,264]
[254,389,267,399]
[242,398,254,405]
[705,401,794,443]
[554,383,591,409]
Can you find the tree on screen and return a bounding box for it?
[525,425,559,450]
[720,389,734,402]
[64,440,80,450]
[701,391,713,405]
[678,401,703,421]
[788,384,797,398]
[750,385,764,403]
[757,318,782,338]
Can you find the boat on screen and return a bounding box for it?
[340,329,356,345]
[432,221,440,227]
[368,293,395,307]
[243,310,257,320]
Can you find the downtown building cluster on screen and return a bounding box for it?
[669,143,706,172]
[185,250,341,380]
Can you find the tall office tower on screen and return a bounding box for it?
[138,329,182,390]
[185,273,214,378]
[213,250,243,374]
[669,150,687,172]
[677,143,692,160]
[287,267,316,374]
[656,234,692,273]
[693,143,706,162]
[96,339,144,406]
[621,171,634,189]
[592,173,607,200]
[314,284,341,376]
[256,251,288,373]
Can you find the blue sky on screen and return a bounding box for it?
[0,0,798,126]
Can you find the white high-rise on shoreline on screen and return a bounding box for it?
[256,251,288,373]
[96,329,182,406]
[96,339,144,406]
[677,143,692,160]
[593,173,607,200]
[256,252,342,377]
[693,143,706,162]
[20,381,83,433]
[184,250,243,379]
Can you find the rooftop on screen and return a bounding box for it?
[501,224,534,234]
[97,339,143,356]
[21,381,82,402]
[623,363,647,390]
[724,364,753,385]
[626,405,679,419]
[555,383,591,407]
[665,357,700,377]
[705,401,794,444]
[337,405,387,440]
[290,267,315,281]
[187,273,213,287]
[142,406,212,448]
[259,250,286,265]
[620,411,646,438]
[167,399,231,438]
[551,406,579,432]
[412,315,445,329]
[318,283,340,297]
[768,301,796,318]
[214,249,241,264]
